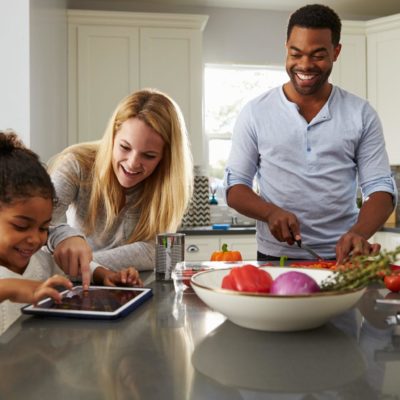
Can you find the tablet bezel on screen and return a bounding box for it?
[21,286,153,319]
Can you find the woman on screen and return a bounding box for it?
[47,89,193,279]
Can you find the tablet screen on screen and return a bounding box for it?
[36,287,141,312]
[22,286,153,319]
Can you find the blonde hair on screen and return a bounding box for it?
[49,89,193,242]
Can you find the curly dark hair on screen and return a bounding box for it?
[0,129,56,205]
[287,4,341,46]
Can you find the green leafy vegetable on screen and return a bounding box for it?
[279,255,288,267]
[321,247,400,291]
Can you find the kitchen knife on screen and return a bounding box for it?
[295,239,324,260]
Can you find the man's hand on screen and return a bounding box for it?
[266,204,301,245]
[53,237,92,290]
[336,231,381,264]
[93,266,143,287]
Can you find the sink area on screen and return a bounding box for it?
[179,224,256,235]
[230,224,256,228]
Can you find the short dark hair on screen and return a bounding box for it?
[0,130,56,205]
[287,4,341,46]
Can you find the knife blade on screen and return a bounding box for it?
[295,239,324,260]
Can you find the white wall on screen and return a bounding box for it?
[30,0,68,162]
[0,0,67,162]
[0,1,30,143]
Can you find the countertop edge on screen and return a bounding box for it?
[180,226,400,235]
[179,226,256,235]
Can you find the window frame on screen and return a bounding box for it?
[204,63,287,179]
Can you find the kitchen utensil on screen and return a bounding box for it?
[295,239,324,260]
[155,233,185,281]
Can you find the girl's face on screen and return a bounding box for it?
[112,118,165,189]
[0,197,52,274]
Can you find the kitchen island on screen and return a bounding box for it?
[0,272,399,399]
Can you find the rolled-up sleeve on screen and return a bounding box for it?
[223,104,259,198]
[357,103,397,206]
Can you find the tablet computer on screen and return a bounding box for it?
[21,286,153,320]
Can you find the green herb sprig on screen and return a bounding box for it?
[320,246,400,291]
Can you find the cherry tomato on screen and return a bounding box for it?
[384,274,400,292]
[181,268,206,288]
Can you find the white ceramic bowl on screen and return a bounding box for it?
[191,266,366,332]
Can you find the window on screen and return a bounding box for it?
[205,65,288,185]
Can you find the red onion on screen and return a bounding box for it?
[270,271,320,295]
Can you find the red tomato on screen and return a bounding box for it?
[384,274,400,292]
[222,264,273,293]
[221,274,235,290]
[181,268,206,288]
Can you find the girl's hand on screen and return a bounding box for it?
[1,275,73,304]
[94,267,143,287]
[31,275,73,305]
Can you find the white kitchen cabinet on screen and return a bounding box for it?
[68,10,208,166]
[330,15,400,166]
[330,21,366,99]
[185,236,219,261]
[184,234,257,261]
[366,14,400,165]
[371,232,400,252]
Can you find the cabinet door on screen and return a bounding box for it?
[367,20,400,164]
[185,236,219,261]
[220,235,257,261]
[371,232,400,252]
[140,27,204,166]
[69,25,139,144]
[330,29,366,98]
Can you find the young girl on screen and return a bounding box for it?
[47,89,193,278]
[0,130,142,333]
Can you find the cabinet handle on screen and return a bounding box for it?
[187,244,199,253]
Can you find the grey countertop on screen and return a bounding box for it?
[1,271,400,399]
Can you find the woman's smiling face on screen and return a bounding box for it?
[112,118,165,189]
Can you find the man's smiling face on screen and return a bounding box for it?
[285,26,341,96]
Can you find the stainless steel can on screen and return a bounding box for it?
[155,233,185,281]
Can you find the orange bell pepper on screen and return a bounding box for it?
[210,243,243,262]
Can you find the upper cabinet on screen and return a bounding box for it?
[331,14,400,165]
[366,14,400,165]
[68,10,208,166]
[330,21,366,99]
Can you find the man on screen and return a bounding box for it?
[224,4,396,263]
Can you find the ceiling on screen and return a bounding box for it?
[141,0,400,18]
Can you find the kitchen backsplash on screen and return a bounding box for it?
[181,174,256,227]
[181,175,211,227]
[180,165,400,228]
[181,174,255,227]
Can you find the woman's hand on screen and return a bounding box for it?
[93,267,143,287]
[53,236,92,290]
